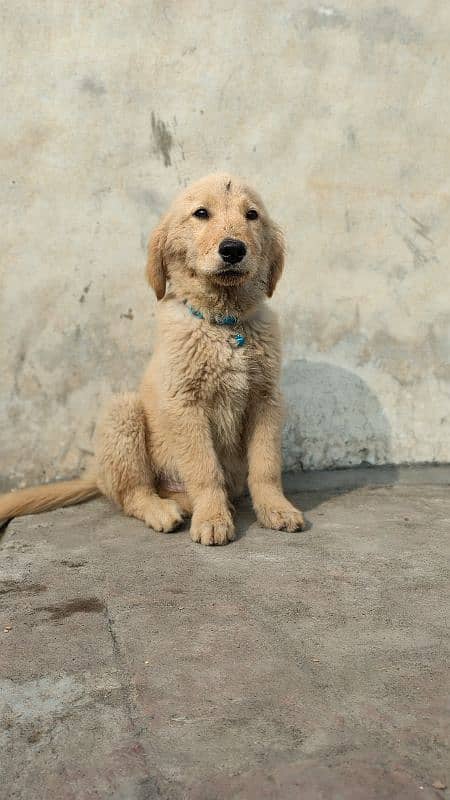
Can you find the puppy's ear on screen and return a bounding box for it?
[266,223,285,298]
[146,218,168,300]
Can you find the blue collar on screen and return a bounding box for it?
[185,302,238,326]
[184,301,246,347]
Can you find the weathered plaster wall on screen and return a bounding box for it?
[1,1,449,488]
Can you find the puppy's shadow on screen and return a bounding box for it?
[235,359,398,537]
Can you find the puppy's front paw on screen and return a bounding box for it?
[256,499,305,532]
[144,497,184,533]
[190,507,235,546]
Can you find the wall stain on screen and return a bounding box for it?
[294,304,362,353]
[410,216,433,243]
[286,306,450,389]
[401,235,429,268]
[80,77,107,96]
[345,208,356,233]
[0,125,51,161]
[358,322,450,387]
[396,206,437,270]
[129,188,164,212]
[298,5,420,46]
[345,125,357,149]
[120,308,134,320]
[151,112,173,167]
[360,6,421,46]
[35,316,149,406]
[79,283,92,303]
[304,6,350,31]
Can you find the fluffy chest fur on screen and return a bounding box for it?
[151,299,280,453]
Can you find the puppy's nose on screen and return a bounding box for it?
[218,238,247,265]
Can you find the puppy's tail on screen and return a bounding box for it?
[0,477,100,526]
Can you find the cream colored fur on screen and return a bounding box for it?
[0,174,304,544]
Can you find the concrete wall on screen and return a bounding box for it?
[1,1,449,488]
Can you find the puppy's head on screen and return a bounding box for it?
[147,173,284,304]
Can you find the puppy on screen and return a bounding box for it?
[0,174,304,544]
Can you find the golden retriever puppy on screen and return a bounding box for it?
[0,174,304,544]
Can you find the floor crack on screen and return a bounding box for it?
[103,603,167,795]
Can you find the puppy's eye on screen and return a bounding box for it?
[193,207,209,219]
[246,209,258,220]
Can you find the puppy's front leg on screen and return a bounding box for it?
[247,393,305,532]
[166,406,234,546]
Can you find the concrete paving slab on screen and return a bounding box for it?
[1,477,449,799]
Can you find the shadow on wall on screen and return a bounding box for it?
[282,359,397,473]
[279,359,399,520]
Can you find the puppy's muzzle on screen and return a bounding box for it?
[218,238,247,266]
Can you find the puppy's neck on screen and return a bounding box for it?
[167,278,264,321]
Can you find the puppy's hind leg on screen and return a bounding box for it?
[95,393,184,532]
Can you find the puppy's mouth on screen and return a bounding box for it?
[211,268,249,286]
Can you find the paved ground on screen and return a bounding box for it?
[1,468,449,799]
